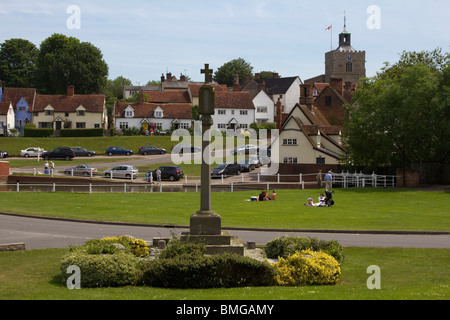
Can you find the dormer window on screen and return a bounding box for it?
[125,105,134,118]
[154,106,163,118]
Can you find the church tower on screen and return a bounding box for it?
[324,13,366,84]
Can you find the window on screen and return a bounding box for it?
[325,96,332,106]
[94,124,100,128]
[65,112,69,117]
[240,124,248,129]
[316,157,326,164]
[33,112,38,116]
[218,110,226,115]
[346,62,353,72]
[240,110,248,115]
[77,110,85,116]
[283,157,298,164]
[282,138,297,145]
[125,110,134,117]
[218,124,227,129]
[45,110,54,116]
[257,106,267,113]
[155,111,163,118]
[18,106,26,111]
[38,122,52,128]
[119,122,129,129]
[76,122,86,128]
[155,123,162,129]
[180,123,190,129]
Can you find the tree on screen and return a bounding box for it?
[36,34,108,94]
[0,38,39,88]
[343,49,449,171]
[103,76,133,115]
[213,58,253,87]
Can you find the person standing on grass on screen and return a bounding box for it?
[156,168,161,183]
[316,170,323,189]
[325,170,333,192]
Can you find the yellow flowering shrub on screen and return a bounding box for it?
[272,250,341,286]
[101,235,149,257]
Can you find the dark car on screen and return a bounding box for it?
[106,146,133,156]
[211,163,241,178]
[0,150,8,158]
[148,165,184,181]
[171,144,201,154]
[239,159,256,172]
[42,147,75,160]
[139,145,167,155]
[70,147,96,157]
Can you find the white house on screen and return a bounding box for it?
[0,101,15,136]
[212,91,255,132]
[114,101,192,132]
[253,90,275,125]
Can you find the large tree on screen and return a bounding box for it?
[343,48,449,170]
[213,57,253,87]
[36,34,108,94]
[0,38,39,88]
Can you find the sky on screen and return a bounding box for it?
[0,0,449,85]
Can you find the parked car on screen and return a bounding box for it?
[103,165,138,179]
[0,150,8,158]
[148,165,184,181]
[20,147,46,157]
[106,146,133,156]
[64,164,98,177]
[248,155,261,168]
[230,144,258,155]
[42,147,75,160]
[139,145,167,155]
[239,159,256,172]
[172,144,201,154]
[70,147,96,157]
[211,163,241,178]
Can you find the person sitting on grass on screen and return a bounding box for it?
[258,190,268,201]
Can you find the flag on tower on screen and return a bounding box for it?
[325,25,332,31]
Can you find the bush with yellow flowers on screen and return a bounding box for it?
[272,250,341,286]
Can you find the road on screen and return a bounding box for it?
[1,213,449,250]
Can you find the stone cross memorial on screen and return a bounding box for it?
[181,64,244,256]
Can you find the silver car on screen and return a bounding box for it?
[103,165,138,179]
[20,147,46,157]
[64,165,98,177]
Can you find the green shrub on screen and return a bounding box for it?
[265,236,344,264]
[60,128,104,137]
[60,249,142,288]
[158,237,206,260]
[141,253,276,288]
[272,250,341,286]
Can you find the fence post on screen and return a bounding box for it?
[257,173,260,183]
[160,183,162,193]
[124,183,127,193]
[16,182,19,192]
[231,182,233,193]
[89,183,92,194]
[196,183,198,192]
[277,173,280,183]
[53,183,56,192]
[71,169,74,177]
[34,168,36,176]
[221,174,224,184]
[241,173,244,183]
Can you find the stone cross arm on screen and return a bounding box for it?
[201,64,213,84]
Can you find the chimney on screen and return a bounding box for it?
[166,72,172,81]
[233,71,240,92]
[255,73,261,80]
[276,98,282,129]
[139,91,144,104]
[330,78,343,96]
[161,74,165,82]
[180,73,186,82]
[245,72,250,83]
[258,80,266,93]
[300,84,314,109]
[67,85,75,97]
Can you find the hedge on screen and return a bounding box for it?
[265,236,345,264]
[24,127,54,137]
[60,128,104,137]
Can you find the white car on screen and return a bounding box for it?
[103,165,138,179]
[20,147,46,157]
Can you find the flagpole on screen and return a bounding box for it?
[330,25,333,50]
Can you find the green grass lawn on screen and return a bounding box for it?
[0,247,448,300]
[0,189,448,232]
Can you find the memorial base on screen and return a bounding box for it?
[181,231,244,256]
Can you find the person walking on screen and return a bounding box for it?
[325,170,333,192]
